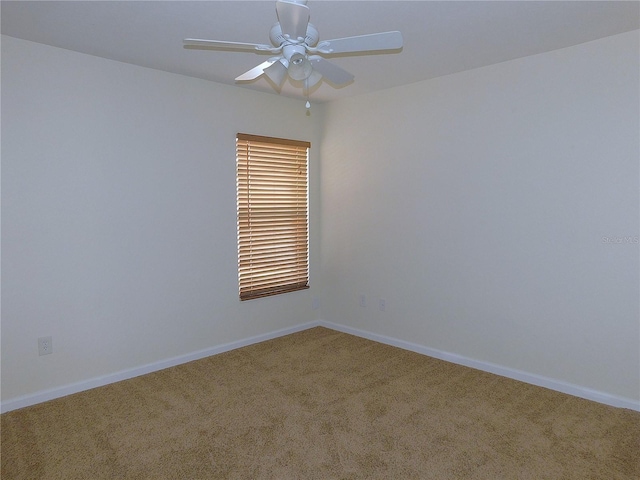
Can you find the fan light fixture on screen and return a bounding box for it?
[288,52,313,80]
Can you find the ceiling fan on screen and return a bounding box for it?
[183,0,403,97]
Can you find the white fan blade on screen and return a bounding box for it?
[184,38,269,51]
[236,60,276,81]
[320,31,403,55]
[305,70,323,89]
[309,57,354,86]
[264,60,288,87]
[276,0,310,41]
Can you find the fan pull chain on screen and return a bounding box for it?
[304,78,311,112]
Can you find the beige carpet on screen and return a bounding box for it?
[2,327,639,479]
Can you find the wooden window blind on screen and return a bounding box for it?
[236,133,310,300]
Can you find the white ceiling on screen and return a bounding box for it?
[2,1,639,103]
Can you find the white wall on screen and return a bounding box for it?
[1,36,324,403]
[2,31,639,410]
[319,31,639,404]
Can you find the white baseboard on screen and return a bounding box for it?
[318,320,640,412]
[3,319,638,413]
[0,321,320,413]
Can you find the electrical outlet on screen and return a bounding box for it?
[379,298,386,312]
[312,296,320,310]
[38,336,52,356]
[359,294,366,307]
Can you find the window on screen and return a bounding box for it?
[236,133,310,300]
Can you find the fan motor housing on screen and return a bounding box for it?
[270,23,319,47]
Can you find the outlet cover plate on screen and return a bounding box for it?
[38,336,52,356]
